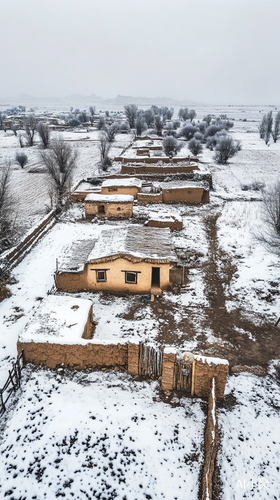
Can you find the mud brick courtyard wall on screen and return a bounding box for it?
[17,340,229,400]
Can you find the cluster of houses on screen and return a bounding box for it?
[16,133,227,392]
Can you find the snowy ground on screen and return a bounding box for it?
[0,368,205,500]
[1,104,280,499]
[218,364,280,499]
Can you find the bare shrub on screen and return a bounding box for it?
[89,106,95,125]
[37,122,51,148]
[188,138,203,156]
[97,117,106,130]
[214,136,241,164]
[154,115,164,136]
[15,152,28,168]
[40,138,78,211]
[178,124,197,141]
[162,136,182,157]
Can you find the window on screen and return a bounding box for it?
[125,271,137,284]
[108,187,118,192]
[96,270,107,282]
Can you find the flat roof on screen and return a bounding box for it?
[102,177,142,188]
[19,295,93,344]
[85,193,134,203]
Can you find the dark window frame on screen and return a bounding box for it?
[124,271,138,284]
[95,269,107,282]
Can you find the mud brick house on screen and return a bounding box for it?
[85,193,134,218]
[101,177,142,199]
[137,181,209,204]
[55,226,179,295]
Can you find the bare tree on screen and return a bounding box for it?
[37,122,51,148]
[124,104,138,128]
[18,133,24,148]
[188,138,203,156]
[265,111,273,145]
[254,181,280,255]
[162,136,182,157]
[144,109,154,127]
[178,108,189,121]
[154,115,164,136]
[189,109,197,122]
[214,136,241,164]
[24,114,38,147]
[15,152,28,168]
[203,114,212,127]
[0,162,14,251]
[97,116,106,130]
[105,123,119,142]
[89,106,96,125]
[135,115,147,136]
[40,138,78,211]
[272,111,280,143]
[11,123,19,136]
[98,132,112,171]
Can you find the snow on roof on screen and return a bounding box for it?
[194,355,229,366]
[148,211,182,223]
[87,225,176,263]
[19,295,93,343]
[102,177,142,188]
[156,181,207,190]
[58,239,96,272]
[85,193,134,203]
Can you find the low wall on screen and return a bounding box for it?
[162,187,208,204]
[0,211,56,267]
[121,164,199,174]
[137,192,163,204]
[148,219,183,231]
[17,340,229,399]
[116,156,198,164]
[17,341,128,370]
[201,378,218,500]
[55,271,87,292]
[85,201,133,218]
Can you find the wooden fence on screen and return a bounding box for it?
[0,349,25,416]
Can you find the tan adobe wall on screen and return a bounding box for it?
[162,187,206,204]
[71,191,93,202]
[127,343,140,375]
[101,186,140,199]
[121,164,199,174]
[194,358,229,400]
[137,192,163,204]
[82,305,95,340]
[201,379,218,500]
[148,219,183,231]
[55,271,87,293]
[85,201,133,218]
[86,259,170,294]
[161,352,176,391]
[116,156,198,164]
[17,341,128,370]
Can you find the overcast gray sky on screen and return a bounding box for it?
[1,0,280,104]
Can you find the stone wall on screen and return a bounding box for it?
[147,219,183,231]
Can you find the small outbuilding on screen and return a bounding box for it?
[101,177,142,199]
[85,193,134,218]
[55,226,178,295]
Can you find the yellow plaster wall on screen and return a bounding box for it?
[85,201,133,218]
[162,187,205,204]
[101,186,140,199]
[86,258,170,293]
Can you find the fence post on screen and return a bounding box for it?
[0,389,5,414]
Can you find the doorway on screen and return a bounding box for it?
[98,204,105,215]
[151,267,160,288]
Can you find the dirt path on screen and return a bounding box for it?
[122,212,280,370]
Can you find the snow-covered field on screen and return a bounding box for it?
[1,103,280,499]
[0,368,205,500]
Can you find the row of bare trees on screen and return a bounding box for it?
[259,111,280,145]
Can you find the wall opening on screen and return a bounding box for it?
[98,205,105,215]
[151,267,160,287]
